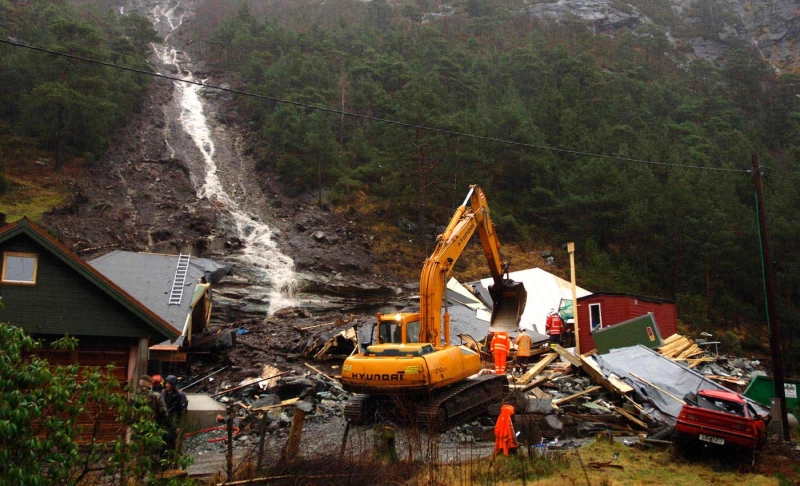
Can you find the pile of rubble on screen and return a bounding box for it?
[495,336,773,447]
[178,325,779,473]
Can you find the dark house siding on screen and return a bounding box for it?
[577,293,677,354]
[0,218,180,443]
[1,234,152,339]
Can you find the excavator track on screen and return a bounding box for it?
[417,374,508,431]
[344,375,508,430]
[344,394,371,424]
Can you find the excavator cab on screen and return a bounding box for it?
[377,313,421,344]
[488,278,527,333]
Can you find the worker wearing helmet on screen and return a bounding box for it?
[513,328,532,374]
[137,375,168,426]
[151,374,164,393]
[545,309,564,345]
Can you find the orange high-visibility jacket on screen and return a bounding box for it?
[490,332,510,353]
[514,332,532,357]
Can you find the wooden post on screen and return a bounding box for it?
[281,409,306,462]
[256,413,270,470]
[373,425,398,464]
[568,242,579,354]
[226,407,234,481]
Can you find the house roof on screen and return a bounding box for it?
[88,250,233,335]
[0,218,181,341]
[473,267,592,335]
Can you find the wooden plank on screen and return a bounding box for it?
[304,362,337,382]
[251,397,299,411]
[517,353,558,385]
[550,344,582,367]
[578,354,633,395]
[629,372,685,404]
[553,385,603,406]
[509,375,552,392]
[614,405,648,429]
[148,350,188,362]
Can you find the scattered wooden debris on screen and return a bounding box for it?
[657,334,704,360]
[553,385,603,406]
[296,315,360,360]
[516,352,559,385]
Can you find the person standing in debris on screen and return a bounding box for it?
[494,404,518,456]
[545,309,564,346]
[137,375,168,426]
[513,328,532,374]
[490,331,510,375]
[161,375,188,454]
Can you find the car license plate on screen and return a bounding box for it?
[699,434,724,445]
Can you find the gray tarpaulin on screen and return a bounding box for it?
[594,345,769,425]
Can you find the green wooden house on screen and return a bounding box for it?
[0,217,182,440]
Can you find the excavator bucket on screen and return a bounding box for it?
[488,279,527,332]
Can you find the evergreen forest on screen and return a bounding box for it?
[1,0,800,373]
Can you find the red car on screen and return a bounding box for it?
[676,389,769,451]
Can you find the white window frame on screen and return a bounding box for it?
[1,251,38,285]
[589,303,602,331]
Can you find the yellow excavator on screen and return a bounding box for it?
[341,184,527,429]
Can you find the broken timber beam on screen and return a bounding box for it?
[250,397,299,412]
[304,362,337,382]
[578,354,633,395]
[517,352,558,385]
[509,374,551,392]
[629,372,685,404]
[550,344,582,367]
[552,385,603,406]
[613,405,649,429]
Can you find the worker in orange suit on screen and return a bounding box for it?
[494,404,518,456]
[490,331,510,375]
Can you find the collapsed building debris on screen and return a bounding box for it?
[294,314,360,360]
[177,324,785,480]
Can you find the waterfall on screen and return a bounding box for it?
[143,0,298,315]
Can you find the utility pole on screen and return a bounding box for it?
[568,242,579,355]
[751,154,790,441]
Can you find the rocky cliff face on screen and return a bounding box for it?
[521,0,800,72]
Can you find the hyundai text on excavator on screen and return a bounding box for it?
[340,185,527,429]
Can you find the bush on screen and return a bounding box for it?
[0,322,193,485]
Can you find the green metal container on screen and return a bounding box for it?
[743,375,800,415]
[592,313,664,355]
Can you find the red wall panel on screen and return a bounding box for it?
[575,294,677,354]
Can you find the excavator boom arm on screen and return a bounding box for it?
[419,185,526,344]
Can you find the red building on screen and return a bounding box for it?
[575,293,677,354]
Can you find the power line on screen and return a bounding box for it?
[0,38,751,174]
